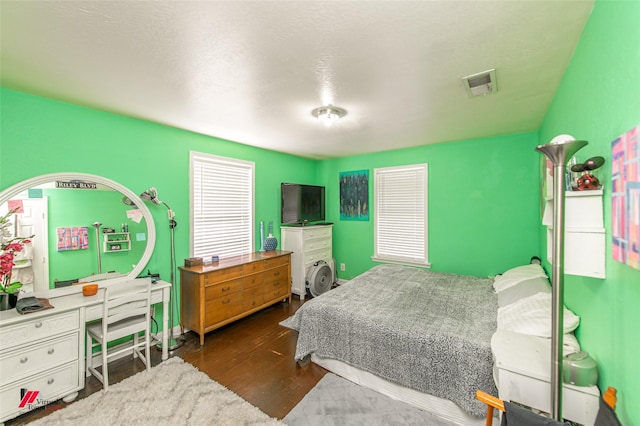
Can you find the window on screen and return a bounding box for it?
[190,152,254,259]
[373,163,429,267]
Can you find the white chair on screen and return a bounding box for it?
[86,281,152,390]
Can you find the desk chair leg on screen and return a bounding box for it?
[486,406,494,426]
[102,342,109,391]
[85,331,91,377]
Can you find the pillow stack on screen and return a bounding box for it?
[494,264,581,352]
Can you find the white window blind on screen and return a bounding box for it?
[373,164,429,266]
[190,152,254,259]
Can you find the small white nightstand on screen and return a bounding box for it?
[491,330,600,425]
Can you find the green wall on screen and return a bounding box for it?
[539,1,640,423]
[43,188,147,284]
[1,1,637,420]
[0,87,318,327]
[321,131,541,279]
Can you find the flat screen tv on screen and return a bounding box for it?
[281,183,326,225]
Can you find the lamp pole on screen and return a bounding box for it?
[535,137,587,421]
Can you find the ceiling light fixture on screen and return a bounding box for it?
[311,104,347,126]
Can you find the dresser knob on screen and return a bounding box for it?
[20,357,28,364]
[222,299,230,305]
[48,348,55,355]
[47,378,55,385]
[34,322,43,328]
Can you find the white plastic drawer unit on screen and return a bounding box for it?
[0,310,80,351]
[0,332,79,384]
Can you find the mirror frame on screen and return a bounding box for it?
[0,172,156,291]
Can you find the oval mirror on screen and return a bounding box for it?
[0,173,156,293]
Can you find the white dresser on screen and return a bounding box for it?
[281,224,333,299]
[0,279,171,423]
[0,308,83,422]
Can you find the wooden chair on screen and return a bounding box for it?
[475,387,617,426]
[86,281,152,391]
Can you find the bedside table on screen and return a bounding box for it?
[491,330,600,425]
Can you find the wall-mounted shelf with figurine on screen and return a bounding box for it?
[103,232,131,252]
[542,189,605,279]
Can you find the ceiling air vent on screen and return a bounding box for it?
[462,68,497,97]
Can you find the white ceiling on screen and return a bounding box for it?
[0,1,594,160]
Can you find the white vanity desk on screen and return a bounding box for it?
[0,278,171,423]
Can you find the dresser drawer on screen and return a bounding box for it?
[303,248,332,266]
[243,273,264,289]
[303,237,331,252]
[264,265,289,284]
[203,265,243,285]
[302,227,332,241]
[264,255,290,269]
[205,278,244,299]
[0,361,80,421]
[0,332,79,385]
[241,287,264,311]
[204,293,245,326]
[242,261,264,275]
[0,311,80,351]
[263,279,289,302]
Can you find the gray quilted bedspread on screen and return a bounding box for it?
[287,264,498,418]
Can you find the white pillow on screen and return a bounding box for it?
[493,264,547,293]
[497,276,551,307]
[497,292,580,337]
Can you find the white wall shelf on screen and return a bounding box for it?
[102,232,131,253]
[542,189,605,279]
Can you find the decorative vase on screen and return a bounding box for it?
[263,234,278,251]
[259,221,265,251]
[263,221,277,251]
[0,292,18,311]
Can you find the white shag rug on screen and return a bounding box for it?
[30,357,283,426]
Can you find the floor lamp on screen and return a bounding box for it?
[140,187,185,351]
[535,136,587,421]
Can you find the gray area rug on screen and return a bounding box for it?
[284,373,458,426]
[30,357,283,426]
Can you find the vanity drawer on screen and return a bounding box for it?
[0,310,80,351]
[0,332,79,385]
[0,361,80,422]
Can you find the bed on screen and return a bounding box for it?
[285,263,499,424]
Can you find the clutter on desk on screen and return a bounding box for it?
[15,297,53,315]
[82,284,99,296]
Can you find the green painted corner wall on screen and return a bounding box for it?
[0,87,318,327]
[320,132,541,280]
[1,1,637,420]
[539,1,640,424]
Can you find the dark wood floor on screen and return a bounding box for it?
[7,296,327,425]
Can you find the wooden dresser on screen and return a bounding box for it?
[179,251,292,345]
